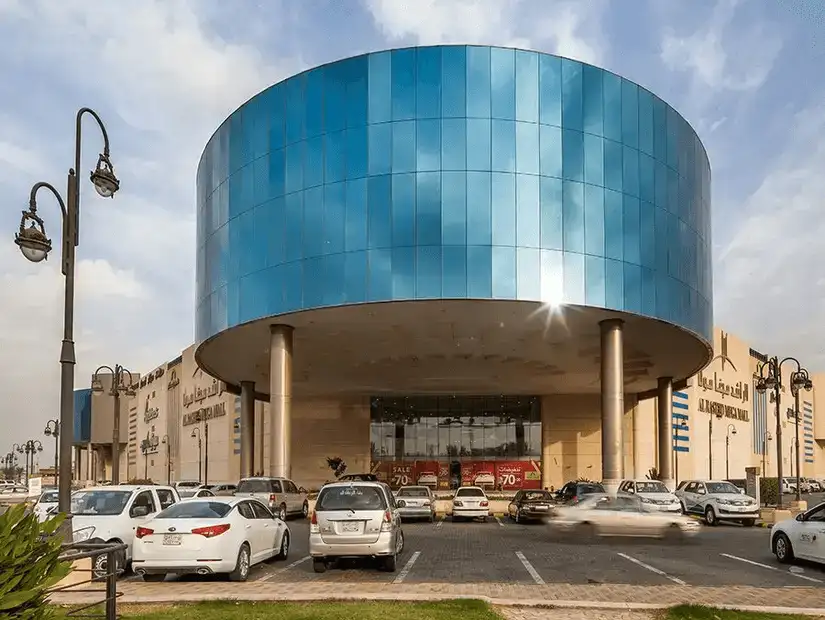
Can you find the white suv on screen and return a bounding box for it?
[675,480,758,526]
[71,485,180,578]
[617,479,681,513]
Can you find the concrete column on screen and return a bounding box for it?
[269,324,293,479]
[541,402,553,490]
[656,377,674,489]
[600,319,624,492]
[240,381,255,479]
[86,442,93,483]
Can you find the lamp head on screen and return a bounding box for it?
[91,377,105,393]
[15,211,52,263]
[90,153,120,198]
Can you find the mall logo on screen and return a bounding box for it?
[710,331,736,372]
[697,331,748,404]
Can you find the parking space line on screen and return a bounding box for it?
[393,551,421,583]
[435,516,445,529]
[494,516,505,527]
[257,555,311,582]
[515,551,546,585]
[720,553,823,584]
[617,552,687,585]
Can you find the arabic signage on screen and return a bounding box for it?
[183,378,223,407]
[698,398,749,422]
[140,434,160,454]
[144,408,159,424]
[182,402,226,426]
[697,332,748,404]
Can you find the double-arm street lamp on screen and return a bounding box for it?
[756,357,813,508]
[2,452,18,480]
[191,425,209,486]
[161,435,171,485]
[139,434,151,480]
[44,419,60,488]
[16,440,44,484]
[92,364,135,484]
[13,107,119,522]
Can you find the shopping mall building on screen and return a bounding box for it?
[72,46,825,490]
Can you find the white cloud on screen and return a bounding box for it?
[363,0,606,64]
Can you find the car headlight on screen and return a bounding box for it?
[717,499,733,505]
[73,526,95,543]
[640,497,652,503]
[422,501,431,506]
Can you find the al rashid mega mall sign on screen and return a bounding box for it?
[696,331,750,422]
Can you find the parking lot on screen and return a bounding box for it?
[136,513,825,589]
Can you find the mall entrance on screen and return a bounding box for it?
[369,395,542,491]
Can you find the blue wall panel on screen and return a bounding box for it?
[196,46,713,345]
[73,388,92,444]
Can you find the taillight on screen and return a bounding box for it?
[453,500,463,507]
[135,527,153,539]
[480,501,489,507]
[191,524,231,538]
[309,511,319,533]
[310,512,317,525]
[269,494,276,505]
[572,496,577,503]
[383,511,391,522]
[380,510,392,532]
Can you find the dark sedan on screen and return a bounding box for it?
[507,490,556,523]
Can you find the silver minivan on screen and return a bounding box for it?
[235,477,309,520]
[309,481,405,573]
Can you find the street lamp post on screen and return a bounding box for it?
[44,419,60,488]
[756,357,812,508]
[191,427,203,485]
[790,369,812,503]
[761,431,772,479]
[92,365,135,484]
[725,424,737,480]
[161,435,171,485]
[140,435,150,480]
[13,108,120,524]
[17,440,44,484]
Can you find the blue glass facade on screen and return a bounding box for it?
[196,46,712,345]
[73,388,92,444]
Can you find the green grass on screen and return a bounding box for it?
[666,604,814,620]
[66,599,501,620]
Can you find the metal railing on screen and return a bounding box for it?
[49,541,126,620]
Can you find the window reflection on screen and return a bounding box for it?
[369,395,541,459]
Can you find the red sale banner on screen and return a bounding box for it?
[390,462,414,487]
[412,461,440,487]
[495,461,541,490]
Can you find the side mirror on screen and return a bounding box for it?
[739,488,745,494]
[130,505,149,518]
[627,488,635,494]
[795,513,805,522]
[397,500,406,508]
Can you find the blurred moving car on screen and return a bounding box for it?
[0,485,31,503]
[309,481,404,573]
[179,488,216,499]
[675,480,758,526]
[803,478,821,493]
[33,490,59,522]
[507,490,555,523]
[71,485,181,578]
[132,496,289,582]
[235,477,309,520]
[451,486,489,522]
[549,494,700,540]
[396,485,436,522]
[771,501,825,566]
[206,483,238,496]
[174,481,202,492]
[554,481,606,505]
[617,479,682,513]
[337,473,379,482]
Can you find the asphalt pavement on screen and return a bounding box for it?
[136,511,825,588]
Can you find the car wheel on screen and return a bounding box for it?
[704,506,717,526]
[382,553,397,572]
[428,514,435,523]
[576,522,596,539]
[312,559,327,573]
[742,519,755,527]
[229,544,251,582]
[142,573,166,582]
[514,511,520,524]
[275,531,289,560]
[453,515,462,522]
[774,532,795,564]
[278,503,287,521]
[663,524,684,543]
[92,548,124,581]
[396,529,405,555]
[301,501,309,519]
[679,501,687,514]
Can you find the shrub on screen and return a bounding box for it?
[760,477,779,506]
[646,468,664,481]
[0,503,71,619]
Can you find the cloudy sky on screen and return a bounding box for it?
[0,0,823,465]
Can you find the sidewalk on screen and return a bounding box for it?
[50,581,825,613]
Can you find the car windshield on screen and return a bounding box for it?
[456,488,485,497]
[156,501,232,519]
[177,481,200,488]
[397,487,429,497]
[236,479,270,493]
[577,483,605,495]
[706,482,740,494]
[635,481,669,493]
[523,491,553,501]
[316,486,386,511]
[71,490,132,516]
[178,490,197,498]
[39,491,59,503]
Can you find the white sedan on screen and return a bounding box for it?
[131,496,290,582]
[771,501,825,566]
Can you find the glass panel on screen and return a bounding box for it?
[563,251,585,305]
[623,262,642,313]
[562,180,584,254]
[392,246,415,299]
[267,86,285,151]
[392,48,416,121]
[323,64,346,134]
[539,54,562,127]
[417,119,441,172]
[583,133,603,187]
[344,250,367,302]
[582,65,603,136]
[442,245,467,297]
[584,184,605,257]
[605,258,624,310]
[490,47,516,120]
[416,172,441,246]
[540,249,564,305]
[516,122,539,175]
[562,129,584,182]
[305,68,324,138]
[491,172,516,246]
[517,247,540,300]
[585,254,606,307]
[603,139,623,192]
[368,123,392,176]
[561,59,583,131]
[492,246,516,298]
[639,152,655,204]
[345,177,368,252]
[466,118,491,171]
[304,136,323,189]
[416,245,442,298]
[623,145,640,198]
[621,79,639,148]
[268,148,285,198]
[368,51,392,124]
[639,200,655,269]
[515,50,538,123]
[602,72,622,142]
[466,46,491,118]
[368,174,392,249]
[346,56,368,128]
[492,120,516,172]
[367,248,392,300]
[416,47,441,119]
[392,120,416,173]
[442,118,467,170]
[284,75,305,145]
[442,171,467,245]
[540,176,563,251]
[285,142,303,194]
[638,87,653,156]
[442,46,467,118]
[540,124,562,178]
[467,245,492,297]
[302,186,323,258]
[466,171,492,245]
[508,169,537,252]
[284,192,303,262]
[604,189,623,261]
[392,173,416,246]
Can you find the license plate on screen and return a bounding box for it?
[162,534,182,545]
[533,505,548,510]
[341,522,360,533]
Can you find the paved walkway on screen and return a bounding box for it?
[498,611,654,620]
[50,581,825,611]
